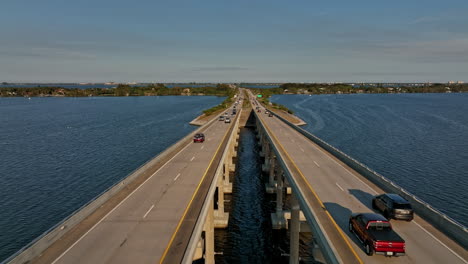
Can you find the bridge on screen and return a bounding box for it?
[5,89,468,264]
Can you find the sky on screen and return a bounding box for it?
[1,0,467,83]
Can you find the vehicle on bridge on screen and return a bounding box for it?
[225,117,231,123]
[193,133,205,143]
[219,116,225,121]
[349,213,406,257]
[372,193,414,221]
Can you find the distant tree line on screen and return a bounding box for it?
[202,84,237,116]
[0,83,236,97]
[248,83,468,114]
[278,83,468,94]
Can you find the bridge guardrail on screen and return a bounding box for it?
[254,110,342,264]
[271,111,468,250]
[4,111,221,264]
[182,106,242,263]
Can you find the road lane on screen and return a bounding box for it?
[254,99,467,264]
[31,107,237,264]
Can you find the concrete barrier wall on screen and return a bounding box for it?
[272,112,468,249]
[183,107,242,263]
[5,114,220,264]
[254,111,341,264]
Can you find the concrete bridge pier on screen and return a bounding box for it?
[262,145,271,173]
[271,168,286,229]
[223,140,235,194]
[214,168,229,228]
[265,155,277,193]
[289,193,300,264]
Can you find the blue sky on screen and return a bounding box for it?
[1,0,467,83]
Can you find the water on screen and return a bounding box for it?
[0,96,224,262]
[216,127,274,263]
[271,93,468,227]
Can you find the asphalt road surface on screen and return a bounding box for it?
[252,95,468,264]
[32,107,238,264]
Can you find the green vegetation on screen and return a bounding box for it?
[201,84,237,116]
[248,83,468,114]
[249,87,294,114]
[278,83,468,94]
[242,89,250,108]
[0,83,235,97]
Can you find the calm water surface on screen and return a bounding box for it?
[271,93,468,227]
[0,96,224,262]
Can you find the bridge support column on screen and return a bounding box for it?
[223,160,232,194]
[265,156,276,193]
[289,194,300,264]
[262,144,271,173]
[259,133,266,156]
[271,169,286,229]
[215,170,229,228]
[204,204,215,264]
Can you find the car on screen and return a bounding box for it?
[372,194,414,221]
[349,213,405,257]
[193,133,205,143]
[224,117,231,123]
[265,110,269,114]
[219,116,225,121]
[268,113,273,117]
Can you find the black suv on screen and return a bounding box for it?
[372,193,414,221]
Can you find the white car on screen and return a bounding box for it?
[224,117,231,123]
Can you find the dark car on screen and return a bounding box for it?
[349,213,405,256]
[193,133,205,143]
[372,194,414,221]
[268,113,273,117]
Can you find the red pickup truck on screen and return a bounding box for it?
[349,213,405,257]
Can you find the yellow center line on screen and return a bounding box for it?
[259,115,363,264]
[159,110,236,264]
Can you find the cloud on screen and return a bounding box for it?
[346,37,468,63]
[408,16,443,25]
[192,66,249,72]
[0,46,97,60]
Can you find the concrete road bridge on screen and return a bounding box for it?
[5,88,467,264]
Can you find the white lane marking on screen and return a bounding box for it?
[313,161,320,167]
[143,205,155,219]
[51,139,194,264]
[308,143,378,194]
[303,128,467,262]
[174,173,181,181]
[413,221,468,263]
[190,156,195,162]
[201,145,204,150]
[300,148,305,153]
[335,183,344,191]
